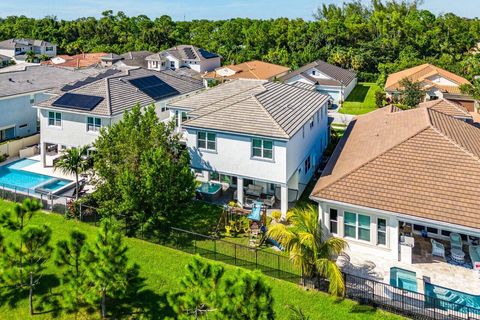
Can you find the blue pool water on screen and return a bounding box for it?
[196,182,222,194]
[390,267,418,292]
[425,283,480,314]
[0,159,71,192]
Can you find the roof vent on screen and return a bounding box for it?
[8,78,14,82]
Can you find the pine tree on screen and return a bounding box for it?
[85,219,142,318]
[55,229,90,315]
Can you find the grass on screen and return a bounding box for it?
[339,82,381,115]
[0,199,402,319]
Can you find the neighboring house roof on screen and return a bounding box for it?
[41,53,106,68]
[100,53,122,61]
[0,65,102,98]
[118,51,154,68]
[278,60,357,87]
[384,63,471,92]
[311,106,480,230]
[418,99,472,120]
[146,45,220,62]
[0,38,55,49]
[169,79,330,140]
[37,68,204,117]
[203,60,290,80]
[0,54,11,61]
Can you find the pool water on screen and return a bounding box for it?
[0,159,71,192]
[196,182,222,194]
[425,283,480,313]
[390,267,418,292]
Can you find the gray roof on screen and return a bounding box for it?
[290,81,316,91]
[101,53,122,61]
[0,38,55,49]
[169,79,330,140]
[279,60,357,86]
[118,51,154,68]
[0,54,11,61]
[0,65,102,98]
[37,68,204,116]
[146,45,219,62]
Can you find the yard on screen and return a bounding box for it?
[339,82,381,115]
[0,199,402,319]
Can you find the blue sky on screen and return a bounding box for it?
[0,0,478,20]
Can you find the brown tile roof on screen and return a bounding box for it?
[418,99,472,120]
[311,106,480,230]
[41,53,106,68]
[385,63,470,92]
[202,60,290,81]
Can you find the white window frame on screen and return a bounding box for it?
[86,116,101,133]
[329,208,338,235]
[251,138,273,160]
[377,217,387,246]
[344,211,371,243]
[48,111,61,127]
[197,131,216,151]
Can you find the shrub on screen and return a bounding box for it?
[0,153,8,163]
[271,211,282,222]
[374,90,386,108]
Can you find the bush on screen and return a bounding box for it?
[271,211,282,222]
[374,90,386,108]
[0,153,8,163]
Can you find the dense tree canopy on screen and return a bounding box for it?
[1,1,480,83]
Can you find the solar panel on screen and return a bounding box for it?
[198,48,218,59]
[183,47,197,60]
[52,93,104,111]
[128,75,180,100]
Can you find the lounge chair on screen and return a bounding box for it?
[431,239,445,258]
[450,233,463,251]
[469,245,480,270]
[245,184,263,197]
[263,195,275,207]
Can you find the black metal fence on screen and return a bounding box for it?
[170,227,480,320]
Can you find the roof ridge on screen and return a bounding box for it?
[314,121,431,195]
[251,84,289,137]
[105,77,112,116]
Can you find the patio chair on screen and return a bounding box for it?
[263,195,275,207]
[431,239,445,258]
[450,233,463,251]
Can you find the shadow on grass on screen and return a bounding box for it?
[349,304,379,315]
[346,84,369,102]
[176,201,223,235]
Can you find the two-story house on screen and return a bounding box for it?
[0,65,101,142]
[146,45,221,73]
[167,79,331,216]
[34,67,203,166]
[0,38,57,62]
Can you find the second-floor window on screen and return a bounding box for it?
[46,46,54,52]
[304,155,311,173]
[252,138,273,160]
[198,131,216,151]
[87,117,101,132]
[170,61,175,69]
[48,111,61,127]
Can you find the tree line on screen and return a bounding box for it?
[1,0,480,83]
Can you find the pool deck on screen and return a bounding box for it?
[6,155,75,181]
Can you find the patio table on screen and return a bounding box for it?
[451,248,465,263]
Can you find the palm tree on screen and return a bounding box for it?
[25,50,36,63]
[267,204,347,296]
[54,145,91,200]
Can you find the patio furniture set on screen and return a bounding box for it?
[431,233,480,269]
[234,184,276,208]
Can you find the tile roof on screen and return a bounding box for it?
[385,63,471,92]
[0,65,102,98]
[36,68,204,116]
[146,45,219,62]
[311,106,480,230]
[169,79,330,139]
[0,38,55,49]
[202,60,290,80]
[278,60,357,86]
[118,51,154,68]
[41,52,106,68]
[418,99,472,119]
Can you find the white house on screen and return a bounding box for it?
[279,60,357,104]
[310,106,480,266]
[168,79,331,216]
[0,38,57,63]
[0,65,100,142]
[34,67,203,167]
[146,45,221,73]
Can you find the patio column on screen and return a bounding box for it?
[237,177,244,207]
[280,185,288,219]
[390,219,400,261]
[41,142,46,167]
[321,204,330,233]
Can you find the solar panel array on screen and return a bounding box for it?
[128,75,180,100]
[183,47,197,60]
[52,93,104,111]
[198,48,219,59]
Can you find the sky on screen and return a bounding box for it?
[0,0,478,21]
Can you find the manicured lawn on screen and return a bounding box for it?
[339,82,381,115]
[0,200,402,319]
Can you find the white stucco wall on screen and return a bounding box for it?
[343,77,357,100]
[427,75,458,86]
[198,57,222,73]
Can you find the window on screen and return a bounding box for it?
[304,155,311,173]
[170,61,175,69]
[252,139,273,159]
[309,117,314,129]
[198,131,216,151]
[0,127,15,142]
[87,117,101,132]
[181,112,188,122]
[312,70,316,76]
[29,95,35,104]
[46,46,54,52]
[329,209,338,234]
[48,111,61,127]
[377,218,387,245]
[427,227,438,234]
[344,212,370,242]
[441,230,451,237]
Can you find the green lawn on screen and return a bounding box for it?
[339,82,381,115]
[0,200,402,319]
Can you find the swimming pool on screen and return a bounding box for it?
[0,159,72,193]
[425,283,480,314]
[390,267,418,292]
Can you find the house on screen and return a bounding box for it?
[0,38,56,62]
[385,64,476,111]
[418,98,473,123]
[146,45,221,73]
[310,105,480,265]
[0,65,101,142]
[167,79,331,216]
[0,54,11,68]
[278,60,357,104]
[100,53,123,67]
[41,53,106,69]
[202,60,290,86]
[34,68,204,167]
[113,51,154,69]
